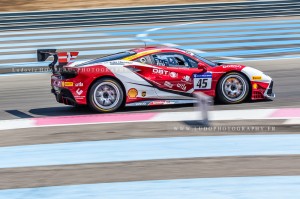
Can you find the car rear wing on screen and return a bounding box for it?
[37,49,79,74]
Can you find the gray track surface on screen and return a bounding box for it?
[0,0,300,31]
[2,155,300,190]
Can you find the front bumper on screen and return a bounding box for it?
[264,80,275,99]
[251,80,275,100]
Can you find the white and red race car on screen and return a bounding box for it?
[38,46,275,113]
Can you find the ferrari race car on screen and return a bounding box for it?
[38,46,275,113]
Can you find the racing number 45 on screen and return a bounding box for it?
[193,73,212,90]
[197,78,208,89]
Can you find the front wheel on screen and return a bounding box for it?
[88,78,124,113]
[217,72,250,104]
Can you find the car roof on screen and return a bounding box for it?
[131,46,180,53]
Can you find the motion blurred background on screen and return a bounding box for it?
[0,0,300,198]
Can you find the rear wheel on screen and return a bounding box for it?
[88,78,124,113]
[217,72,249,104]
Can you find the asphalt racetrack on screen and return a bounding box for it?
[1,5,300,198]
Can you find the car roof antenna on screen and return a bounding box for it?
[144,41,147,48]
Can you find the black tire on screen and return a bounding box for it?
[88,78,124,113]
[217,72,250,104]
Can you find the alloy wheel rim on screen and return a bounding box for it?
[221,75,247,102]
[93,82,120,110]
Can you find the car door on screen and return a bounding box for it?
[149,52,204,94]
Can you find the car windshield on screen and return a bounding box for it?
[184,50,218,67]
[76,51,136,67]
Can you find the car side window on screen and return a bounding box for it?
[135,55,153,65]
[186,56,198,68]
[151,53,190,68]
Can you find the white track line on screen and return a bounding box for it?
[284,118,300,125]
[0,108,299,131]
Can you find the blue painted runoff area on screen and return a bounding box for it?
[4,36,300,55]
[161,39,300,50]
[2,23,300,41]
[0,37,137,48]
[0,134,300,169]
[83,18,300,31]
[0,32,108,42]
[147,34,300,44]
[1,176,300,199]
[146,28,300,39]
[1,18,300,68]
[2,19,299,37]
[140,23,300,34]
[2,33,300,50]
[107,27,300,36]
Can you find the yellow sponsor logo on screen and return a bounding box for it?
[62,82,74,87]
[123,49,161,61]
[128,88,138,99]
[252,76,262,81]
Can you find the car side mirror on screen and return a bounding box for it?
[198,62,207,71]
